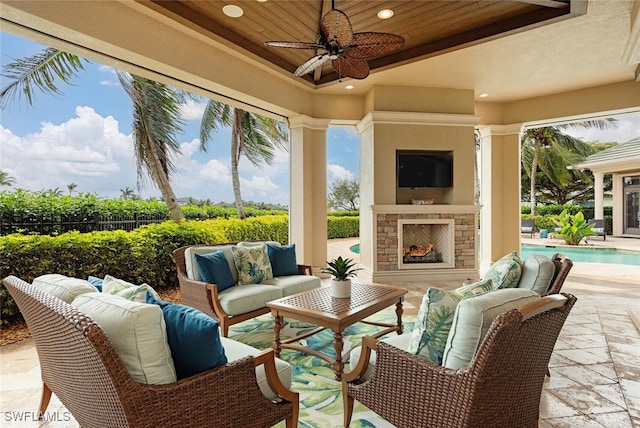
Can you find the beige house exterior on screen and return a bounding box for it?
[1,0,639,280]
[574,137,640,237]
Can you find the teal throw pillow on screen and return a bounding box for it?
[407,279,493,365]
[87,275,103,292]
[146,293,228,380]
[482,251,523,289]
[231,244,273,285]
[267,243,299,276]
[194,251,236,292]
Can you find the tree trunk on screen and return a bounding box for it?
[148,140,184,222]
[231,110,246,219]
[530,141,541,217]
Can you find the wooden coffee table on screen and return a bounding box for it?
[266,282,407,381]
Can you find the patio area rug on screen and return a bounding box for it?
[228,311,414,428]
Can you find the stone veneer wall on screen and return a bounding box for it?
[376,212,477,271]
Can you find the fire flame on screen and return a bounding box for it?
[402,244,434,257]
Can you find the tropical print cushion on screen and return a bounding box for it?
[482,251,523,289]
[231,244,273,285]
[407,278,493,365]
[101,275,160,303]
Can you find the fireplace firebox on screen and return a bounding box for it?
[398,219,455,269]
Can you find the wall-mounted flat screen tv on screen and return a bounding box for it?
[397,150,453,188]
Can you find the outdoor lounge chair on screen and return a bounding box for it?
[587,219,607,241]
[4,275,299,428]
[521,219,535,238]
[343,293,577,428]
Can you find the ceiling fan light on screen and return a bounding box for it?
[223,5,244,18]
[377,9,394,19]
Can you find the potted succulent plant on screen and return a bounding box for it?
[321,256,361,298]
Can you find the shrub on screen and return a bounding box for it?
[553,210,596,245]
[328,215,360,239]
[0,216,291,325]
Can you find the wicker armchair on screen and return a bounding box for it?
[4,275,299,428]
[173,244,316,336]
[343,293,577,428]
[547,253,573,295]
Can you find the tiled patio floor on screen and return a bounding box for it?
[1,237,639,427]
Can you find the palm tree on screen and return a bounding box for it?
[0,170,16,187]
[120,187,135,200]
[67,183,77,195]
[521,120,615,216]
[117,72,184,222]
[199,101,288,219]
[1,48,185,222]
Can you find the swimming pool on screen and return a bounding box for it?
[521,244,640,266]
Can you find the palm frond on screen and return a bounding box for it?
[1,48,86,109]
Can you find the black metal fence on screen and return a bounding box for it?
[0,211,168,235]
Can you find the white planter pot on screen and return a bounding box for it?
[331,278,352,298]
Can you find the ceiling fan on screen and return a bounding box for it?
[265,3,404,80]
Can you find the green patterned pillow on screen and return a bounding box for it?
[482,251,523,289]
[231,244,273,285]
[407,279,493,365]
[102,275,160,303]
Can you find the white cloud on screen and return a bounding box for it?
[327,164,354,182]
[179,100,206,121]
[99,80,119,87]
[564,112,640,143]
[0,107,292,204]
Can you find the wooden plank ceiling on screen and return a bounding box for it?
[147,0,573,86]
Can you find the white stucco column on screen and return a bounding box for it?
[477,124,523,272]
[593,171,605,219]
[288,115,330,270]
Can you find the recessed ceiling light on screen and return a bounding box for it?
[256,0,268,2]
[345,84,354,90]
[479,93,489,98]
[223,5,244,18]
[377,9,394,19]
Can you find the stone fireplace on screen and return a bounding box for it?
[361,204,480,282]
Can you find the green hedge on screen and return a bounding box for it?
[0,214,362,325]
[0,216,291,324]
[521,203,613,218]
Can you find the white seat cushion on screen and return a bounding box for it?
[220,336,291,401]
[441,288,540,369]
[518,254,555,295]
[73,292,177,384]
[185,246,238,282]
[218,283,283,315]
[32,274,97,303]
[260,275,321,296]
[349,333,412,381]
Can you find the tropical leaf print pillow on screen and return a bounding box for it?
[407,279,493,365]
[482,251,523,289]
[231,244,273,285]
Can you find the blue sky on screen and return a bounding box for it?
[0,32,360,205]
[2,32,639,205]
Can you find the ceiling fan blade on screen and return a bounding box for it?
[294,54,332,77]
[320,9,353,48]
[332,56,369,80]
[265,41,325,50]
[346,32,405,59]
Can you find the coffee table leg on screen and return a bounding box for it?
[333,331,344,381]
[273,314,284,358]
[395,299,404,335]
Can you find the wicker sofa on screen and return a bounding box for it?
[4,275,299,428]
[174,242,321,336]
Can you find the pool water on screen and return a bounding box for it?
[521,244,640,266]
